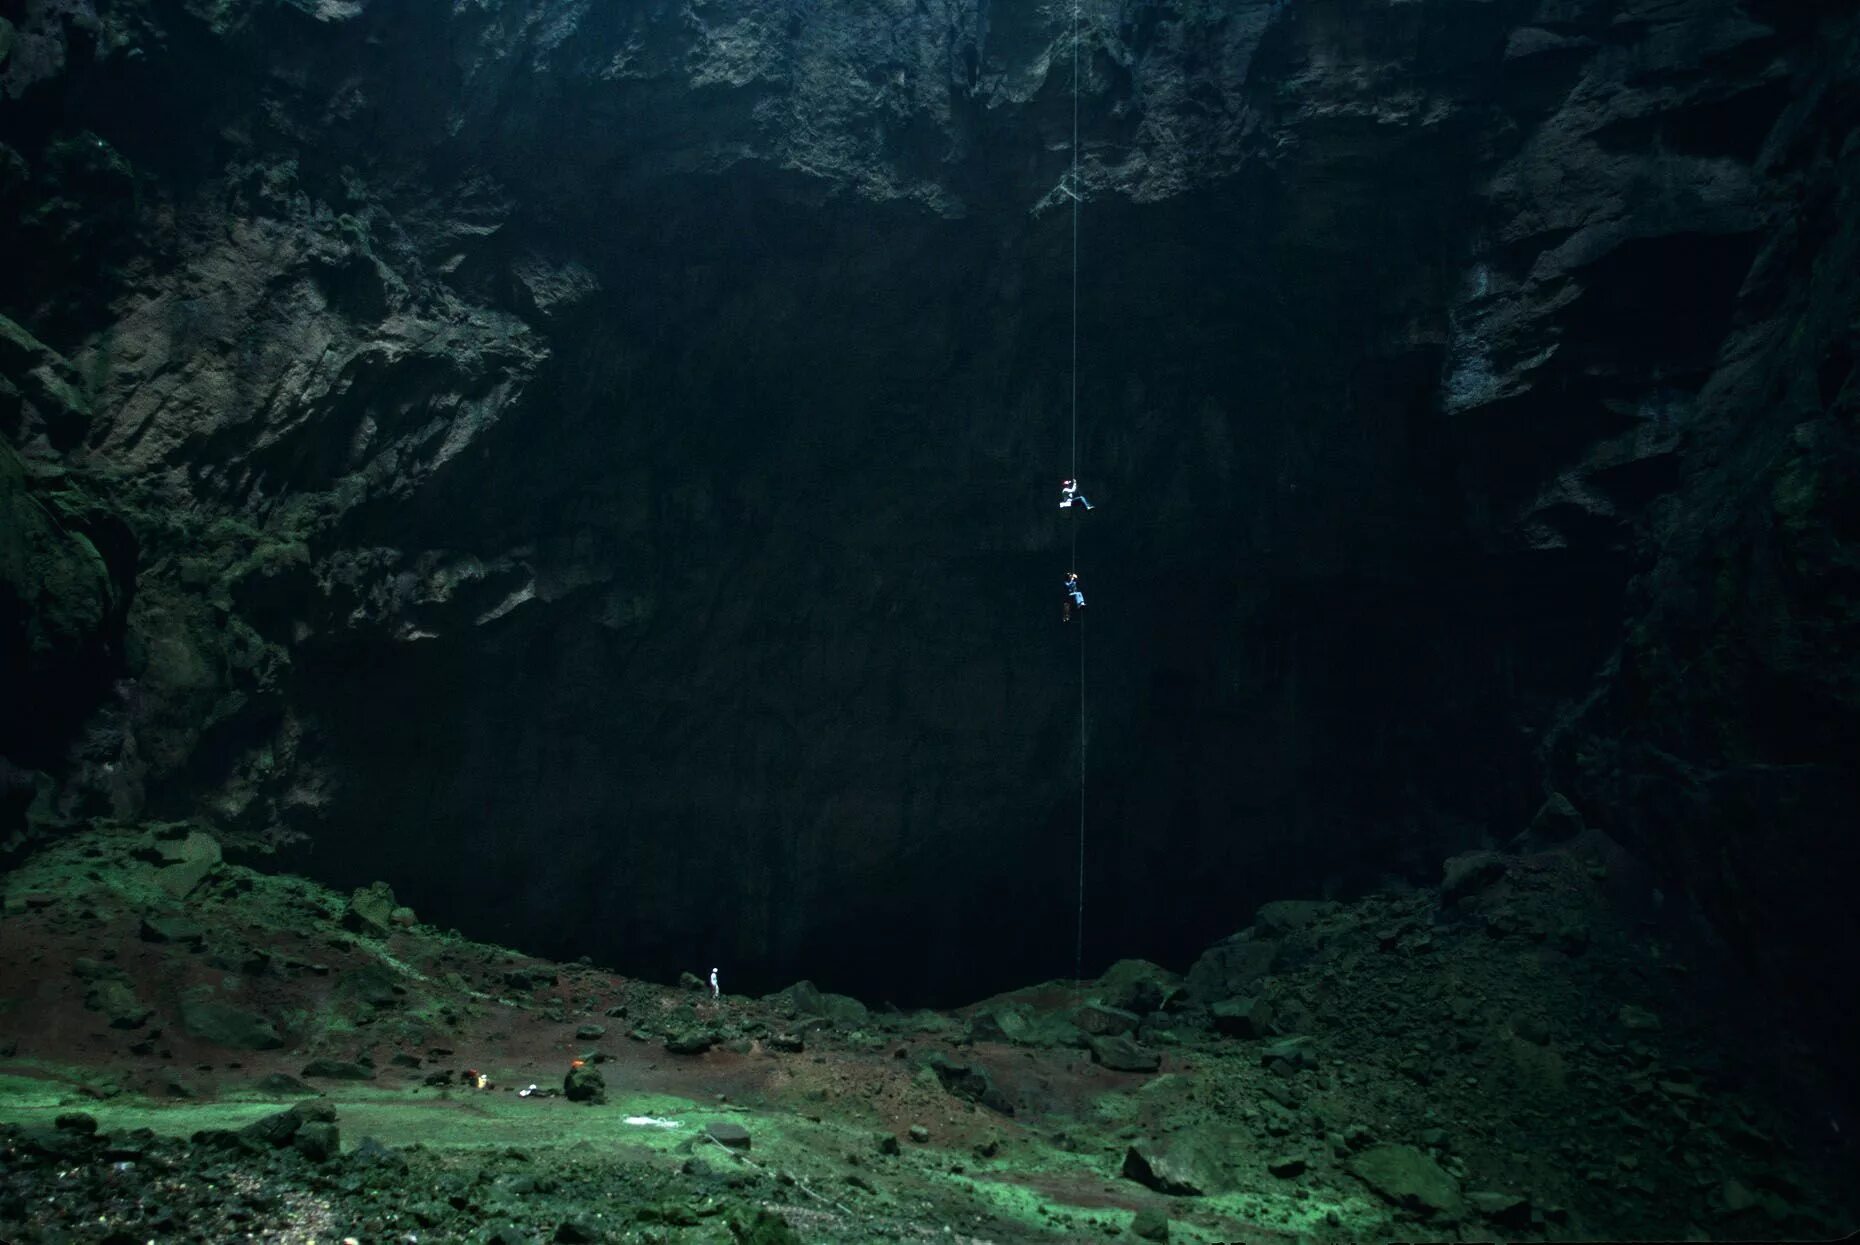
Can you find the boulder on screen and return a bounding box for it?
[1441,852,1508,905]
[293,1120,340,1162]
[238,1108,305,1149]
[966,1005,1032,1044]
[84,978,151,1029]
[1121,1136,1227,1197]
[1097,959,1183,1014]
[335,963,404,1008]
[179,999,284,1050]
[1185,936,1280,1003]
[922,1053,1014,1115]
[1253,900,1339,937]
[1259,1035,1317,1072]
[1349,1144,1463,1216]
[343,881,398,936]
[300,1058,375,1080]
[1087,1034,1161,1073]
[1210,995,1274,1038]
[1072,1003,1141,1036]
[502,968,557,992]
[967,1003,1081,1048]
[768,980,868,1027]
[151,830,221,901]
[704,1121,751,1150]
[351,1136,410,1173]
[665,1028,716,1055]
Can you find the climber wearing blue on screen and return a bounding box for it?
[1063,571,1086,623]
[1059,478,1093,510]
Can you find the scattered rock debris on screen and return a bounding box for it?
[0,820,1853,1242]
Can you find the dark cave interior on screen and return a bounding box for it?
[5,4,1860,1242]
[4,0,1859,1081]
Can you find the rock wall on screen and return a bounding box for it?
[1,0,1854,1015]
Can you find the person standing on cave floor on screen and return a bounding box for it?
[709,967,720,1000]
[1059,478,1094,510]
[1063,571,1086,622]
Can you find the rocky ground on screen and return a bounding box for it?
[1,803,1855,1243]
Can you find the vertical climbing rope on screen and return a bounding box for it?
[1070,0,1087,996]
[1070,0,1081,488]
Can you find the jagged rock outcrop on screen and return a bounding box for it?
[0,0,1853,1041]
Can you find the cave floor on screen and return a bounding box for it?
[1,823,1856,1243]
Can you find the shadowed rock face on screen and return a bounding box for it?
[1,1,1855,1025]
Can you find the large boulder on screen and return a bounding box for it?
[1096,959,1183,1014]
[1440,852,1508,905]
[1071,1003,1140,1036]
[1252,900,1340,937]
[1121,1134,1231,1197]
[293,1120,340,1162]
[922,1053,1014,1115]
[704,1121,751,1150]
[1087,1035,1161,1073]
[300,1059,375,1080]
[179,998,284,1050]
[344,882,399,936]
[1209,995,1274,1039]
[1349,1144,1463,1216]
[1185,935,1280,1003]
[237,1100,337,1151]
[767,980,868,1027]
[966,1004,1034,1045]
[967,1003,1083,1048]
[150,830,221,900]
[665,1028,716,1055]
[84,978,151,1029]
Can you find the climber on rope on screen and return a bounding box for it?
[1059,478,1094,510]
[1063,571,1087,622]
